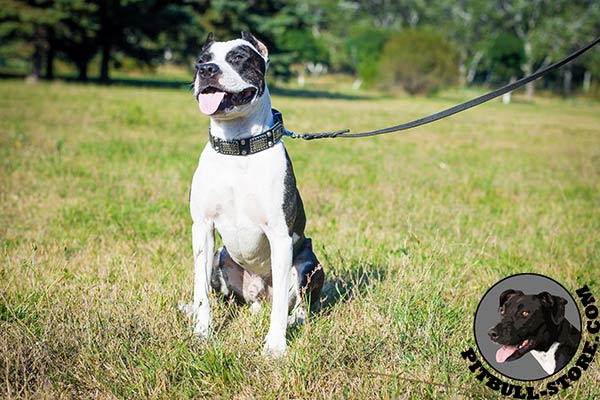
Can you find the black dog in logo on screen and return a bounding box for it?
[488,289,580,375]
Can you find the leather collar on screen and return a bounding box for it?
[209,109,285,156]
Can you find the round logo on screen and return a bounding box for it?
[474,273,582,381]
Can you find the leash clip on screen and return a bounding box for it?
[283,129,303,139]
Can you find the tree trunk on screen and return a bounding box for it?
[77,60,89,81]
[99,41,111,84]
[563,65,572,96]
[525,80,535,98]
[466,50,483,84]
[523,40,535,99]
[45,30,55,80]
[583,70,591,93]
[503,76,516,104]
[98,0,112,84]
[28,44,43,82]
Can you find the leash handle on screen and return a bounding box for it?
[294,35,600,140]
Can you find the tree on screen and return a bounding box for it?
[491,0,556,98]
[0,0,100,81]
[199,0,328,79]
[378,29,460,95]
[53,1,99,81]
[485,33,525,84]
[531,0,600,95]
[433,0,497,86]
[0,0,62,80]
[0,0,206,82]
[345,26,388,87]
[96,0,203,83]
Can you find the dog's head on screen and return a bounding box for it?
[488,290,567,364]
[193,32,269,119]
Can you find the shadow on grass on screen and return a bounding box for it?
[317,255,387,314]
[203,255,387,338]
[433,91,537,106]
[270,86,368,100]
[0,73,368,100]
[0,72,192,89]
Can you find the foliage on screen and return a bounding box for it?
[377,29,460,95]
[0,0,200,81]
[199,0,322,80]
[0,0,599,93]
[0,0,66,78]
[345,27,389,86]
[95,1,199,82]
[278,28,328,65]
[485,33,525,83]
[530,0,600,94]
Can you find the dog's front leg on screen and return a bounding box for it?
[191,220,215,337]
[262,227,293,357]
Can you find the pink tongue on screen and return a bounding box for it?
[496,345,518,363]
[198,92,226,115]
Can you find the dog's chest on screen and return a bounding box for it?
[530,342,560,374]
[191,143,288,274]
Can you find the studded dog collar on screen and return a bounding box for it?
[209,109,285,156]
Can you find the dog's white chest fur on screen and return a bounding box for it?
[190,141,288,276]
[530,342,560,374]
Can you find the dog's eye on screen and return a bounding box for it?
[521,311,529,317]
[234,54,245,62]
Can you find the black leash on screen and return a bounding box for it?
[285,35,600,141]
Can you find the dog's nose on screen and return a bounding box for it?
[488,327,499,340]
[198,63,221,78]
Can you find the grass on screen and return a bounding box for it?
[1,79,599,399]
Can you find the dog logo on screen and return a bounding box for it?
[474,274,581,380]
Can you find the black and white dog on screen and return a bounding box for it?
[184,32,324,357]
[488,289,580,375]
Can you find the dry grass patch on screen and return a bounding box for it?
[1,80,599,398]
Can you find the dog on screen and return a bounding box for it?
[184,32,324,357]
[488,289,580,375]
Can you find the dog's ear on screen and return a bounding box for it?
[538,292,567,325]
[202,32,214,50]
[241,31,269,60]
[499,289,523,309]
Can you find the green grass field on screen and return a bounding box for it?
[1,79,599,399]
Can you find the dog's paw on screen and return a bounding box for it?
[262,333,287,358]
[194,320,212,339]
[249,301,262,315]
[180,303,212,338]
[179,303,194,318]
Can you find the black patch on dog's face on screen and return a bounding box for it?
[225,45,266,96]
[195,49,213,66]
[193,42,216,96]
[194,33,215,71]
